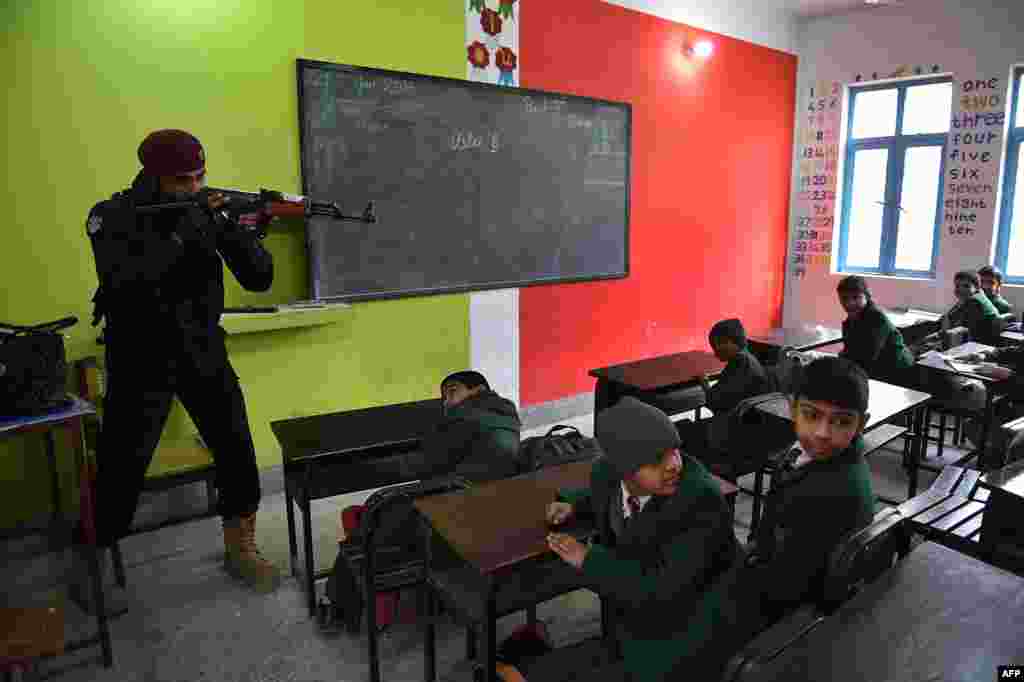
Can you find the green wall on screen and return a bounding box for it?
[0,0,467,524]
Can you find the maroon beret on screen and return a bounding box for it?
[137,129,205,176]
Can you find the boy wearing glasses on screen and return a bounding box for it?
[745,357,876,625]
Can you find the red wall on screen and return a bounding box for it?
[519,0,796,406]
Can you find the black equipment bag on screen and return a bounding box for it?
[0,317,77,416]
[519,424,601,472]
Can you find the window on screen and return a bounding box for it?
[837,77,952,277]
[995,68,1024,282]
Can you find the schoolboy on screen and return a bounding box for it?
[544,397,744,681]
[836,275,914,385]
[678,318,770,456]
[978,265,1013,315]
[944,270,1002,345]
[744,357,876,626]
[326,371,520,630]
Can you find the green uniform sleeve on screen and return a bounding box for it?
[558,457,614,518]
[751,461,874,611]
[580,491,729,610]
[847,312,890,370]
[705,355,753,414]
[403,416,480,481]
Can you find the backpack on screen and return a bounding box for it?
[0,317,77,415]
[518,425,601,472]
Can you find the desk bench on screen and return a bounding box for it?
[898,465,990,558]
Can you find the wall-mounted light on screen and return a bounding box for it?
[688,39,713,59]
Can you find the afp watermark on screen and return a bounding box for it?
[999,666,1023,679]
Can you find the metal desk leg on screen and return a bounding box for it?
[484,580,498,682]
[466,625,477,660]
[302,495,316,616]
[749,468,765,543]
[593,378,617,433]
[978,389,996,471]
[73,417,113,667]
[367,534,381,682]
[44,431,64,531]
[907,407,924,499]
[284,469,299,578]
[422,519,436,682]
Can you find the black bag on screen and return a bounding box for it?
[519,425,601,472]
[0,317,77,416]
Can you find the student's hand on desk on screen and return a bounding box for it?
[547,532,589,569]
[546,501,574,526]
[976,363,1013,380]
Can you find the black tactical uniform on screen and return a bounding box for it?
[86,172,273,547]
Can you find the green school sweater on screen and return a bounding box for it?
[949,290,1001,344]
[746,437,875,623]
[841,302,914,381]
[985,290,1013,315]
[560,457,744,681]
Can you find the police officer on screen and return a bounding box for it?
[81,129,280,600]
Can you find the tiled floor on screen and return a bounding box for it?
[2,413,959,682]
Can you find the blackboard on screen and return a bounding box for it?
[296,60,631,302]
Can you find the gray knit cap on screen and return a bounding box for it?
[595,397,681,479]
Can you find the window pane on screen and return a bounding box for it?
[851,89,898,139]
[1017,72,1024,128]
[1005,146,1024,277]
[894,146,942,271]
[902,82,952,135]
[845,148,889,269]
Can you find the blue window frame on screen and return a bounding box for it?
[837,77,951,277]
[994,68,1024,283]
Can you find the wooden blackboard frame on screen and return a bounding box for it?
[296,58,631,302]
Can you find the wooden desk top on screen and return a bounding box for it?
[0,606,64,658]
[415,460,594,575]
[747,326,843,352]
[415,460,739,576]
[748,542,1024,682]
[883,308,942,330]
[588,351,724,391]
[0,395,95,436]
[754,378,931,431]
[269,398,442,463]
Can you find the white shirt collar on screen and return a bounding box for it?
[792,445,814,469]
[621,481,652,519]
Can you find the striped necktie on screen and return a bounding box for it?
[626,495,643,520]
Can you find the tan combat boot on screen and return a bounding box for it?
[223,514,282,594]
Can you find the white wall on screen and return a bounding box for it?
[783,0,1024,329]
[603,0,799,54]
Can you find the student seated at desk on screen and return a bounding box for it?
[955,344,1022,457]
[943,270,1003,345]
[539,397,744,682]
[979,264,1013,315]
[835,276,915,385]
[741,357,875,628]
[326,370,520,630]
[677,318,770,457]
[396,370,521,484]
